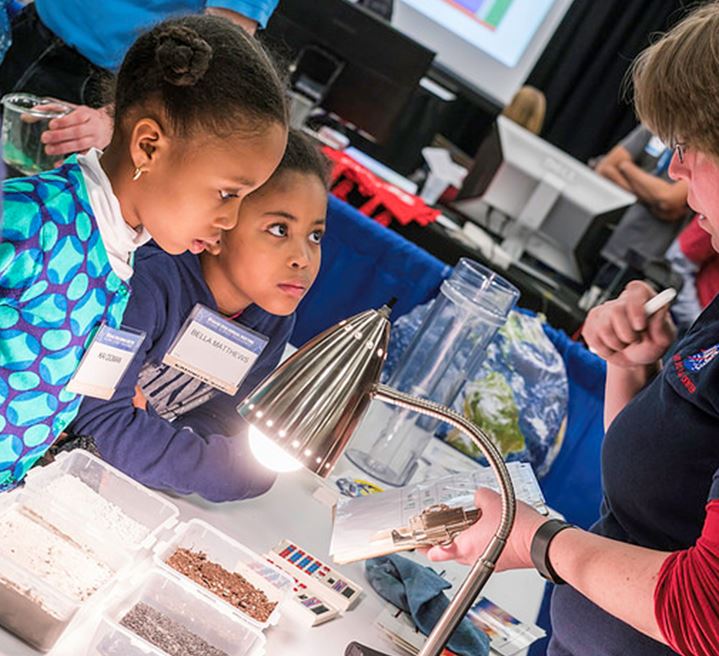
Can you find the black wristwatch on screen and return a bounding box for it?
[530,519,575,584]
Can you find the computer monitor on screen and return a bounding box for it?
[393,0,574,105]
[263,0,436,144]
[454,116,637,284]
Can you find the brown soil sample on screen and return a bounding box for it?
[120,602,230,656]
[166,548,276,623]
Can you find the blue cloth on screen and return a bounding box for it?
[365,555,490,656]
[0,1,20,65]
[549,296,719,655]
[0,160,131,490]
[528,320,607,656]
[291,196,451,347]
[35,0,279,71]
[538,321,606,531]
[0,1,12,62]
[68,243,293,502]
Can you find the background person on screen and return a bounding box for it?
[596,124,690,268]
[0,0,279,159]
[501,85,547,135]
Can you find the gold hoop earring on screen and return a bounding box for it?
[132,167,145,181]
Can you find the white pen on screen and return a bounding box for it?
[587,288,677,355]
[643,288,678,318]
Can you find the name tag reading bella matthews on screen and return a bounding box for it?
[162,304,268,395]
[66,324,146,400]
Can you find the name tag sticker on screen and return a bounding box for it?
[162,304,268,395]
[66,324,146,400]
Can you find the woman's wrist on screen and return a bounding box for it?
[608,360,661,387]
[517,509,553,568]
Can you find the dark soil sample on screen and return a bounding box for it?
[120,602,230,656]
[165,548,277,623]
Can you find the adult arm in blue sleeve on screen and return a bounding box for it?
[205,0,279,28]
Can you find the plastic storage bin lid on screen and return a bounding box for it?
[90,568,266,656]
[23,449,179,552]
[0,495,131,652]
[154,518,293,631]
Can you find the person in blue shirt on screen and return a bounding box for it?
[0,0,279,163]
[0,15,288,491]
[63,131,329,503]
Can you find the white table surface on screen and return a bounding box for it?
[0,434,546,656]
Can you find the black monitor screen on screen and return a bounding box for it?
[263,0,435,144]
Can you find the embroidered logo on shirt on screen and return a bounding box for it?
[673,354,697,393]
[684,344,719,372]
[672,343,719,393]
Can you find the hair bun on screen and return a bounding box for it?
[155,25,212,87]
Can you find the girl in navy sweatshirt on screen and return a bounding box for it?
[0,15,287,490]
[66,131,329,502]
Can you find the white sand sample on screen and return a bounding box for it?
[26,473,149,547]
[0,506,113,603]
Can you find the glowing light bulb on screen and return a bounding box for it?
[248,425,302,473]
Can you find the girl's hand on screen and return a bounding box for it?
[426,488,546,570]
[582,280,676,368]
[132,386,148,411]
[42,104,113,157]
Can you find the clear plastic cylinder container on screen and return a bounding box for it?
[346,259,519,486]
[1,93,71,175]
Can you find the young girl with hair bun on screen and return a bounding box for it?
[66,130,330,502]
[0,14,288,490]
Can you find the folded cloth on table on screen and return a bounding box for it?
[365,554,490,656]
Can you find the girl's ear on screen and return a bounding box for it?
[128,117,169,174]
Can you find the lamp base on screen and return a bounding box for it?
[344,641,392,656]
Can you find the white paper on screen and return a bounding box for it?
[330,461,547,563]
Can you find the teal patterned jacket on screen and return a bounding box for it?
[0,158,131,489]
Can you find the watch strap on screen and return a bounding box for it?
[530,518,574,584]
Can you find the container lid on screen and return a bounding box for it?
[1,92,72,118]
[23,450,180,552]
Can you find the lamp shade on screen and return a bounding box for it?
[238,307,391,477]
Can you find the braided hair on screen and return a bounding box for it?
[113,15,287,138]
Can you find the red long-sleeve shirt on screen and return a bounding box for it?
[678,216,719,308]
[655,500,719,656]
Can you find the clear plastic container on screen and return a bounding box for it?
[89,569,266,656]
[1,93,72,175]
[347,258,519,486]
[154,519,292,631]
[0,495,131,652]
[23,449,179,554]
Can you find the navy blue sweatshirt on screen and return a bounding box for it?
[68,243,294,502]
[549,297,719,655]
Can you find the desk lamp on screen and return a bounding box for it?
[238,305,516,656]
